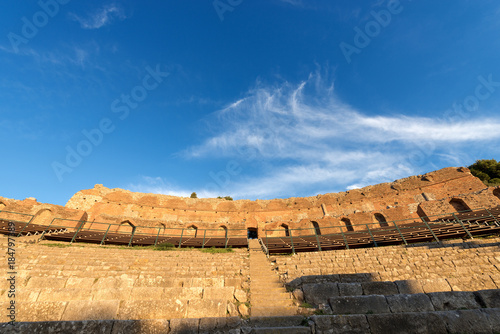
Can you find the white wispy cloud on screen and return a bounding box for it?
[70,4,127,30]
[135,71,500,200]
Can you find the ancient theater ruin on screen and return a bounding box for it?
[1,167,500,333]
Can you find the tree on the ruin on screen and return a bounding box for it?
[190,192,198,198]
[468,159,500,185]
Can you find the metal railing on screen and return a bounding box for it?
[259,207,500,255]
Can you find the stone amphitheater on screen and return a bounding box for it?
[1,167,500,333]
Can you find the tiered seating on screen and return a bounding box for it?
[262,208,500,254]
[43,230,248,248]
[271,237,500,333]
[0,236,250,322]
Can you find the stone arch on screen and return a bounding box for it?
[219,225,228,238]
[281,223,290,237]
[493,188,500,202]
[449,198,470,212]
[32,209,53,226]
[0,201,6,211]
[311,221,321,235]
[117,220,136,234]
[341,218,354,232]
[374,213,389,227]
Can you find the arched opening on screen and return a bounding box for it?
[0,202,6,211]
[281,224,290,237]
[187,224,198,237]
[32,209,53,226]
[247,228,258,239]
[341,218,354,232]
[219,225,228,238]
[117,220,136,234]
[449,198,470,212]
[374,213,389,227]
[493,188,500,201]
[311,221,321,235]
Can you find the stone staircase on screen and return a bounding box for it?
[249,239,298,317]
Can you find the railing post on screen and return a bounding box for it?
[127,227,137,247]
[154,227,161,246]
[393,221,408,245]
[366,224,378,247]
[225,230,229,249]
[17,214,35,237]
[485,208,500,226]
[100,224,111,246]
[452,213,473,239]
[420,217,440,243]
[202,229,206,249]
[339,226,349,249]
[39,218,56,240]
[178,229,184,248]
[70,219,85,244]
[289,228,296,255]
[314,227,322,252]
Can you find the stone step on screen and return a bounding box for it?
[251,306,298,317]
[245,326,311,333]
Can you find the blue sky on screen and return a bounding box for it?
[1,0,500,206]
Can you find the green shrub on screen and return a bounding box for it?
[153,242,175,251]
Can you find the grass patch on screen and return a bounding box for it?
[200,246,233,254]
[300,302,314,309]
[153,242,175,251]
[42,243,71,248]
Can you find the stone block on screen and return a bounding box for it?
[386,293,435,313]
[25,277,67,289]
[188,299,227,318]
[92,287,132,301]
[482,308,500,332]
[421,279,452,293]
[62,300,120,321]
[338,283,363,296]
[439,309,492,334]
[428,291,481,311]
[169,318,200,334]
[234,288,248,302]
[14,301,68,322]
[340,273,372,283]
[203,287,234,300]
[118,300,188,320]
[329,295,390,315]
[1,320,114,334]
[367,312,447,334]
[302,283,339,306]
[394,279,424,294]
[111,320,170,334]
[37,288,91,302]
[129,287,165,301]
[311,314,370,334]
[66,277,96,289]
[476,289,500,308]
[362,282,398,296]
[199,317,241,334]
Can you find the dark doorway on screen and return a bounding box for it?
[374,213,389,227]
[449,198,470,212]
[341,218,354,232]
[493,188,500,201]
[281,224,290,237]
[311,221,321,235]
[247,228,258,239]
